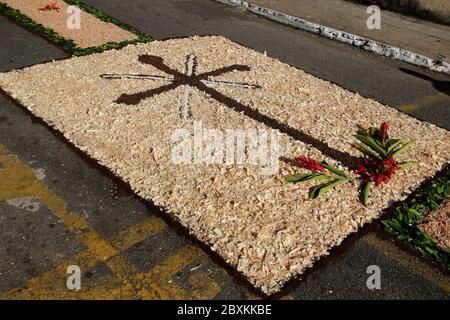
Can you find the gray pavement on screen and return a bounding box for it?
[0,1,449,299]
[228,0,450,63]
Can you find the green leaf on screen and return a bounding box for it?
[362,181,374,206]
[355,134,387,157]
[368,127,387,143]
[285,173,331,183]
[357,129,369,136]
[390,142,413,157]
[368,127,380,138]
[386,139,405,153]
[320,161,349,178]
[309,179,349,199]
[397,161,418,170]
[354,143,383,160]
[381,174,450,269]
[374,138,386,150]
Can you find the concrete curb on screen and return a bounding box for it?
[216,0,450,75]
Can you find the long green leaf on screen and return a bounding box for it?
[397,161,418,170]
[386,139,405,153]
[320,161,349,178]
[368,127,379,137]
[390,142,413,157]
[309,179,349,199]
[373,138,386,150]
[369,127,387,143]
[362,181,374,206]
[354,143,382,160]
[357,129,369,136]
[285,173,331,183]
[355,134,387,157]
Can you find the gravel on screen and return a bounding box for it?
[419,200,450,250]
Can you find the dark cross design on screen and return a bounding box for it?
[100,54,360,168]
[101,54,259,120]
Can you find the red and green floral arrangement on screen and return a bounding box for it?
[286,122,417,205]
[39,2,61,12]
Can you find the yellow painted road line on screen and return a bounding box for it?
[2,252,142,300]
[0,214,172,299]
[398,92,448,112]
[363,234,450,292]
[0,250,98,299]
[0,251,137,300]
[0,144,222,299]
[188,271,222,300]
[105,254,160,299]
[0,145,161,299]
[109,217,167,251]
[77,231,119,262]
[0,217,171,299]
[278,294,295,300]
[0,145,89,231]
[139,245,221,299]
[32,283,139,300]
[1,248,142,300]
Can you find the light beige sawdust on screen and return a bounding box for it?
[419,200,450,250]
[3,0,136,48]
[0,36,448,293]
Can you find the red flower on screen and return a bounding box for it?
[295,156,325,172]
[381,122,389,144]
[354,165,368,175]
[355,156,399,186]
[382,157,395,167]
[39,2,60,12]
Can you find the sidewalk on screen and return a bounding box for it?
[225,0,450,67]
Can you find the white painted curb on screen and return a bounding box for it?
[217,0,450,75]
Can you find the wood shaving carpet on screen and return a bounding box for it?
[0,36,449,293]
[2,0,136,48]
[419,200,450,250]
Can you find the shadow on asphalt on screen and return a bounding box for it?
[399,68,450,96]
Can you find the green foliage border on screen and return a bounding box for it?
[382,168,450,269]
[0,0,151,56]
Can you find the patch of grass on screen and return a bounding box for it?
[382,172,450,269]
[0,0,151,56]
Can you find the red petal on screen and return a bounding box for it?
[376,175,383,186]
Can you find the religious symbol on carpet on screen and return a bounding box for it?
[101,54,260,119]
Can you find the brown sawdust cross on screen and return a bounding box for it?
[100,54,360,168]
[101,54,259,119]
